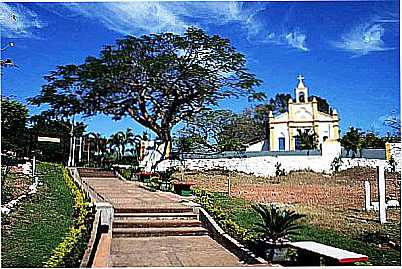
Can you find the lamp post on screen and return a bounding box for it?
[1,42,16,68]
[1,41,15,51]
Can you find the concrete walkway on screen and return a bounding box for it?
[79,170,243,267]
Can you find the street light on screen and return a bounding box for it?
[1,42,15,51]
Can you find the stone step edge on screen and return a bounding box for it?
[114,207,193,214]
[114,212,198,217]
[112,227,208,237]
[113,219,202,228]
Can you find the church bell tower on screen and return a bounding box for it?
[295,75,308,103]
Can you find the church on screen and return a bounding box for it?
[266,75,340,151]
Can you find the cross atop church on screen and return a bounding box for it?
[297,74,305,88]
[297,74,304,83]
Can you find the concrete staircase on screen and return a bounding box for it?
[112,207,208,238]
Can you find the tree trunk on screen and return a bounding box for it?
[151,131,172,171]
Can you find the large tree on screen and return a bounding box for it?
[29,27,264,161]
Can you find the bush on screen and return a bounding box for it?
[43,166,94,267]
[331,155,343,173]
[192,187,257,242]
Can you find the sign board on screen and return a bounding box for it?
[38,136,61,143]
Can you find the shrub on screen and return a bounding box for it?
[192,187,257,242]
[43,166,94,267]
[331,155,343,173]
[275,162,286,176]
[387,155,397,173]
[251,203,305,261]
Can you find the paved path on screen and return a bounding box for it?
[79,171,243,267]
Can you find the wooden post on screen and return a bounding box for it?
[364,180,371,211]
[377,165,386,224]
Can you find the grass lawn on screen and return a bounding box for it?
[210,192,401,266]
[1,163,74,267]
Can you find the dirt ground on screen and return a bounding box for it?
[175,167,401,245]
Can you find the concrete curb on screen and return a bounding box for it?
[196,206,269,265]
[80,210,101,268]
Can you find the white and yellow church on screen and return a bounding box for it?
[267,75,340,151]
[247,76,340,151]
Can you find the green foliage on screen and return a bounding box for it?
[387,155,397,172]
[1,96,29,155]
[360,132,385,149]
[251,203,305,244]
[179,109,264,152]
[43,165,94,268]
[256,93,292,116]
[296,129,318,151]
[29,116,86,163]
[341,127,364,157]
[192,188,257,242]
[308,95,330,114]
[275,162,286,176]
[331,155,343,173]
[29,27,264,152]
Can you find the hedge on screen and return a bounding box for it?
[43,165,94,267]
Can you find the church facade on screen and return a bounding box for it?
[267,76,340,151]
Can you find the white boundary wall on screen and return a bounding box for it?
[156,142,401,177]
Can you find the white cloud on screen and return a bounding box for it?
[59,2,265,37]
[264,30,309,52]
[0,3,46,38]
[285,31,309,51]
[333,22,393,57]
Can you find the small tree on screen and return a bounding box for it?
[341,127,364,157]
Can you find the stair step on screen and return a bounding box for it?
[114,212,198,220]
[112,227,208,238]
[113,219,202,228]
[114,207,193,214]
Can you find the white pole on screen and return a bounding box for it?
[364,180,371,211]
[72,136,76,167]
[68,116,75,166]
[68,135,73,166]
[377,165,387,224]
[78,137,82,163]
[32,155,36,177]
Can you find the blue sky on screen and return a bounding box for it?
[0,1,400,138]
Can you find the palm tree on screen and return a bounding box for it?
[108,132,124,160]
[296,129,318,155]
[252,203,305,261]
[119,128,136,158]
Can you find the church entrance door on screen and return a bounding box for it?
[295,136,301,150]
[279,137,285,151]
